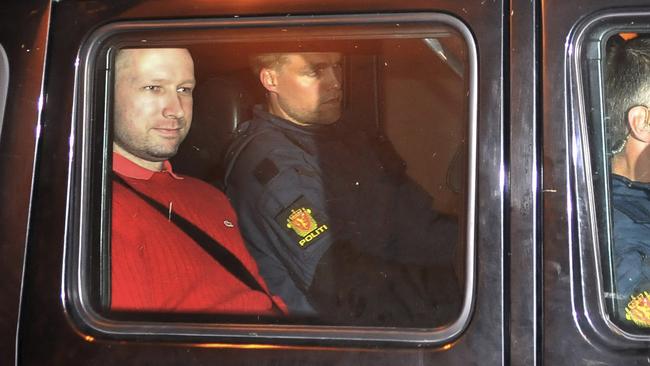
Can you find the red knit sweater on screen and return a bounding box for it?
[111,152,286,315]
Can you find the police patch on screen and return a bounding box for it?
[287,208,318,236]
[625,291,650,327]
[275,196,329,248]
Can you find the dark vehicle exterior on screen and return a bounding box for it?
[2,0,650,365]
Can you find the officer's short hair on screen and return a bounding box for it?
[114,49,133,76]
[606,36,650,153]
[250,53,290,76]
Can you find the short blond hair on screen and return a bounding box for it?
[114,48,133,75]
[249,53,289,75]
[606,37,650,153]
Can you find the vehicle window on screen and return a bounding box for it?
[0,44,8,142]
[582,27,650,336]
[66,14,477,345]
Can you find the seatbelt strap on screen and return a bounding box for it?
[222,129,270,189]
[111,172,283,314]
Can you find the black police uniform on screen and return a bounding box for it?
[611,174,650,327]
[224,106,460,325]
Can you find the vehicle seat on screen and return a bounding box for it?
[172,72,264,186]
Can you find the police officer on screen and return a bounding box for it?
[606,36,650,328]
[224,51,460,326]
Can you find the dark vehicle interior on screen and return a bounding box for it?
[173,37,468,216]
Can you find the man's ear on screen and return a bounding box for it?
[259,68,278,93]
[628,105,650,143]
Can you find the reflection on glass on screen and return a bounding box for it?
[99,31,471,329]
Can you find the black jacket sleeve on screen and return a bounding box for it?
[307,238,462,327]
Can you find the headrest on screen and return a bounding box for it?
[172,73,264,181]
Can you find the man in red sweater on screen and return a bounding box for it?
[110,48,285,315]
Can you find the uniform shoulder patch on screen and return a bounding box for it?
[253,158,279,186]
[275,196,329,249]
[625,291,650,327]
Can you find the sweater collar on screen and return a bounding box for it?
[112,152,182,180]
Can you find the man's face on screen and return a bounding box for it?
[113,48,195,169]
[266,52,343,126]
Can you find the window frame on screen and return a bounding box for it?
[0,44,8,143]
[63,12,478,346]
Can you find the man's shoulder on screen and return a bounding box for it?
[227,118,312,174]
[611,176,650,225]
[234,117,301,148]
[613,199,650,225]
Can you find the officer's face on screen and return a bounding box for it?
[266,52,343,126]
[113,48,195,170]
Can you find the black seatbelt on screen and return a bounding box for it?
[111,172,283,314]
[222,128,270,189]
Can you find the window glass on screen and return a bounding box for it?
[585,29,650,335]
[605,32,650,333]
[0,44,8,142]
[68,14,477,344]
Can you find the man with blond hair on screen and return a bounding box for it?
[110,48,285,315]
